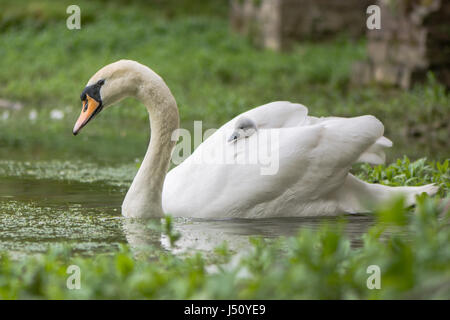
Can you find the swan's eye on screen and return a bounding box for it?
[83,100,88,112]
[97,79,105,86]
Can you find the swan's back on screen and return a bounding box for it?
[226,101,309,130]
[163,108,389,218]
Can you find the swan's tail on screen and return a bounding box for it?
[336,174,439,213]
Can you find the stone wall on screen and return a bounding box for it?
[230,0,372,50]
[352,0,450,89]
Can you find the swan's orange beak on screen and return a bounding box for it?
[73,94,101,135]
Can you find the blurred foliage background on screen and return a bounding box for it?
[0,0,448,163]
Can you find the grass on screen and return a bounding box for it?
[0,0,448,162]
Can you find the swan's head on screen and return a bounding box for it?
[73,60,146,135]
[228,117,257,143]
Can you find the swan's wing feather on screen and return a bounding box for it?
[265,115,386,200]
[305,115,392,165]
[225,101,309,131]
[163,115,386,218]
[311,115,385,169]
[243,101,309,128]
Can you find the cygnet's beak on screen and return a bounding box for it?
[228,131,240,143]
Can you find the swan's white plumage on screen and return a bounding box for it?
[162,101,436,218]
[78,61,438,219]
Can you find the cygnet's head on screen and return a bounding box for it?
[228,116,257,143]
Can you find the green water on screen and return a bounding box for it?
[0,160,378,257]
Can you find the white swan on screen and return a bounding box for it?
[73,60,438,218]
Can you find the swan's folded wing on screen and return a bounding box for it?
[281,115,385,197]
[163,114,387,218]
[302,115,392,165]
[202,101,309,146]
[233,101,309,129]
[316,115,385,168]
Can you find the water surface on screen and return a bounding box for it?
[1,160,376,258]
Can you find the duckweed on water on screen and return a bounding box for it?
[0,160,137,187]
[0,200,126,257]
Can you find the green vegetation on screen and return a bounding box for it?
[356,157,449,198]
[0,0,448,162]
[0,158,448,299]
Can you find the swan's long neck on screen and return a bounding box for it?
[121,66,179,218]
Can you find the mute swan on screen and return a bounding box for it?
[73,60,438,218]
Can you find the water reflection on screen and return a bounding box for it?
[122,215,374,256]
[1,174,375,258]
